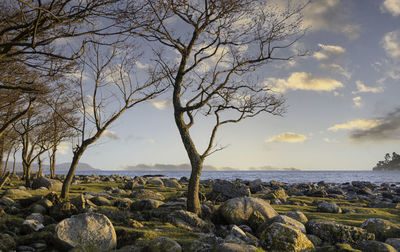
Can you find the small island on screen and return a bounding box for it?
[373,152,400,171]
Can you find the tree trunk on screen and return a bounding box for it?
[12,150,17,176]
[50,147,56,179]
[0,171,10,190]
[37,157,43,178]
[4,150,11,173]
[61,147,85,199]
[23,160,32,187]
[187,159,203,214]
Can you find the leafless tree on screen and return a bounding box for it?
[60,41,166,199]
[121,0,308,213]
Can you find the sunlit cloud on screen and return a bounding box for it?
[57,142,71,155]
[266,72,343,93]
[313,44,346,60]
[266,132,307,143]
[135,61,150,70]
[381,0,400,17]
[328,119,382,131]
[103,130,119,140]
[352,96,363,108]
[151,99,172,110]
[350,107,400,142]
[320,63,351,79]
[353,80,384,94]
[381,30,400,58]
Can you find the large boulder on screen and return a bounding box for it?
[263,188,288,201]
[258,215,306,235]
[260,222,314,251]
[357,240,397,252]
[146,177,164,187]
[360,218,400,241]
[4,189,32,199]
[317,201,342,214]
[131,189,165,201]
[306,219,374,244]
[385,238,400,251]
[209,180,250,201]
[219,197,278,226]
[147,237,182,252]
[285,211,308,224]
[55,213,117,250]
[32,177,63,191]
[90,196,113,206]
[163,179,182,188]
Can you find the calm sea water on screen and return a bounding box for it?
[71,170,400,185]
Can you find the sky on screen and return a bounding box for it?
[56,0,400,171]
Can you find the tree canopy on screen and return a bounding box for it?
[373,152,400,171]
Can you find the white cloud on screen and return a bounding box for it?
[328,119,381,131]
[135,61,150,70]
[266,132,307,143]
[353,96,363,108]
[323,138,339,143]
[381,30,400,58]
[57,142,71,155]
[320,63,351,79]
[313,44,346,60]
[151,99,172,110]
[353,80,384,94]
[103,130,119,140]
[266,72,343,93]
[381,0,400,16]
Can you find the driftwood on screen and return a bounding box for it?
[0,171,11,190]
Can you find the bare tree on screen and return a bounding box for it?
[60,41,166,199]
[122,0,307,213]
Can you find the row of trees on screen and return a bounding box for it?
[1,0,307,213]
[373,152,400,171]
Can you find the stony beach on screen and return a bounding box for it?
[1,174,400,251]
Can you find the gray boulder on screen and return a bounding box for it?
[147,177,164,187]
[147,237,182,252]
[32,177,63,191]
[263,188,288,201]
[55,213,117,250]
[361,218,400,241]
[131,189,165,201]
[260,222,314,251]
[163,179,182,188]
[306,219,374,244]
[317,201,342,213]
[91,196,113,206]
[4,189,32,199]
[258,215,306,235]
[285,211,308,224]
[209,180,250,201]
[219,197,278,226]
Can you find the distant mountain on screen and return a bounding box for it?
[123,163,300,171]
[1,161,100,172]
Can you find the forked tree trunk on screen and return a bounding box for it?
[61,145,87,199]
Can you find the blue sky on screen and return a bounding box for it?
[55,0,400,171]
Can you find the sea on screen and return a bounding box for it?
[69,170,400,185]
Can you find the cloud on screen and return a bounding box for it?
[320,63,351,79]
[135,61,150,70]
[323,138,339,143]
[381,30,400,58]
[57,142,71,155]
[151,99,172,110]
[103,130,119,140]
[313,44,350,78]
[353,80,384,94]
[266,132,307,143]
[381,0,400,17]
[301,0,360,39]
[266,72,343,93]
[352,96,363,108]
[350,107,400,142]
[328,119,381,131]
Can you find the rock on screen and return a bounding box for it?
[91,196,113,206]
[213,242,258,252]
[168,210,213,232]
[49,201,78,221]
[260,222,314,251]
[263,188,288,201]
[22,219,45,232]
[147,177,164,187]
[219,197,278,226]
[306,234,322,247]
[131,199,164,211]
[131,189,165,201]
[4,189,32,199]
[0,196,15,207]
[357,240,397,252]
[26,213,45,223]
[317,201,342,213]
[360,218,400,241]
[225,225,258,246]
[248,210,266,231]
[209,180,250,201]
[0,233,16,251]
[285,211,308,224]
[327,243,361,252]
[124,180,139,190]
[147,237,182,252]
[163,179,182,188]
[31,177,63,191]
[258,215,306,235]
[29,203,46,214]
[16,245,35,251]
[55,213,117,250]
[114,198,133,209]
[306,219,374,244]
[385,238,400,250]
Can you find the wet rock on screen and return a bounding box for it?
[208,180,250,202]
[357,240,397,252]
[147,237,182,252]
[360,218,400,241]
[55,212,117,250]
[317,201,342,213]
[306,219,374,244]
[31,177,62,191]
[219,197,278,226]
[259,222,314,251]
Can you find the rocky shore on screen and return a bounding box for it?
[1,174,400,251]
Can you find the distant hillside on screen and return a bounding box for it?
[123,163,300,171]
[1,161,100,172]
